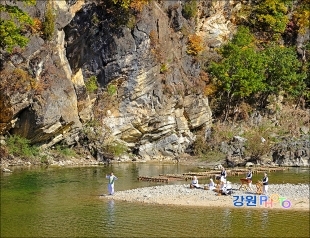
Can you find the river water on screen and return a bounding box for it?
[1,163,309,237]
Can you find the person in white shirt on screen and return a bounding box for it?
[208,178,215,190]
[106,172,118,195]
[191,176,199,188]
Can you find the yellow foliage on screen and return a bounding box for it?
[294,10,310,34]
[130,0,149,12]
[291,0,310,34]
[30,18,42,34]
[112,0,149,12]
[186,34,203,56]
[203,83,217,96]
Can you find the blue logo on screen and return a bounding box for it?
[233,194,291,208]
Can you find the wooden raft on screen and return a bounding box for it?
[138,176,169,183]
[138,167,287,185]
[159,174,187,180]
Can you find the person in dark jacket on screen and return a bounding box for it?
[246,169,253,190]
[262,172,268,194]
[220,167,227,182]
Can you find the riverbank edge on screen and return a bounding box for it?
[1,155,310,169]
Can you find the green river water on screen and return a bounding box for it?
[1,163,309,237]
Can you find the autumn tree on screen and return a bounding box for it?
[250,0,291,40]
[292,0,310,34]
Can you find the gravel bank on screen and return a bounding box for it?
[102,183,310,211]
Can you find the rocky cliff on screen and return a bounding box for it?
[0,0,309,165]
[1,0,228,160]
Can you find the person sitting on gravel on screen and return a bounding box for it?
[221,181,233,195]
[208,178,215,190]
[190,176,202,189]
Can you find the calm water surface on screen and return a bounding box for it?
[1,163,309,237]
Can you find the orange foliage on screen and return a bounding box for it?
[130,0,149,12]
[186,34,204,56]
[30,18,43,34]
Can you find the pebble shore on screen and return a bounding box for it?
[103,183,310,211]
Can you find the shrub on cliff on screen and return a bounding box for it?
[111,0,149,12]
[186,34,203,56]
[1,68,37,94]
[42,2,55,41]
[107,84,117,95]
[243,127,272,160]
[43,3,56,40]
[182,0,197,19]
[55,145,76,157]
[85,76,98,94]
[0,0,36,53]
[6,135,39,158]
[103,141,128,157]
[292,0,310,34]
[250,0,290,40]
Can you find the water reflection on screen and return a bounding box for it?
[106,200,115,230]
[221,208,232,234]
[261,209,269,230]
[245,209,253,227]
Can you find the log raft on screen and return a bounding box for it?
[138,176,169,183]
[138,167,287,183]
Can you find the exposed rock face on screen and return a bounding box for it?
[0,1,82,146]
[63,1,214,159]
[223,135,310,167]
[196,0,240,48]
[272,136,310,167]
[0,0,218,160]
